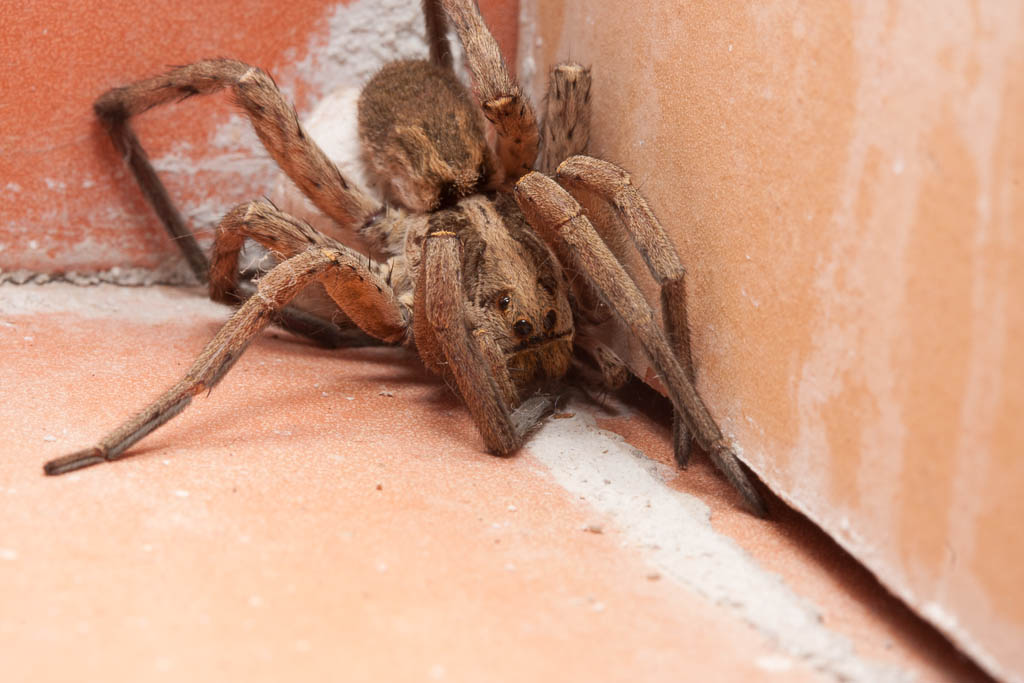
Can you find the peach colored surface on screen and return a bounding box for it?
[0,0,517,273]
[0,284,991,681]
[520,1,1023,681]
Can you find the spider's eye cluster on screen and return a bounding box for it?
[497,295,512,311]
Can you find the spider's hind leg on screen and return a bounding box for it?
[441,0,539,183]
[94,59,384,346]
[423,0,454,70]
[537,63,592,175]
[95,59,380,240]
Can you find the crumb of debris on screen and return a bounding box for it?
[582,523,604,534]
[379,389,394,397]
[507,504,517,512]
[375,483,383,491]
[552,412,575,419]
[43,434,56,442]
[646,571,661,581]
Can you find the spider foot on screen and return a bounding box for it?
[510,394,556,443]
[672,417,693,469]
[43,448,107,476]
[708,443,769,518]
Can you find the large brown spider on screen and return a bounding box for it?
[42,0,766,516]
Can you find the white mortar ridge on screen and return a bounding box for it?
[528,408,913,683]
[0,283,224,323]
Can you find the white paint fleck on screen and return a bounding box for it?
[756,654,795,672]
[173,490,190,498]
[892,158,905,175]
[0,548,18,561]
[507,504,517,512]
[43,434,56,442]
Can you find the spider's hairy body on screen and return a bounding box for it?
[43,0,767,517]
[356,58,575,393]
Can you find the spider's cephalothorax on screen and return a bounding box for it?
[43,0,767,517]
[406,193,576,395]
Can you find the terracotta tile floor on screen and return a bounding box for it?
[0,284,990,682]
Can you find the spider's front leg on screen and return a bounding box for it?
[554,156,698,467]
[415,231,552,456]
[514,172,767,517]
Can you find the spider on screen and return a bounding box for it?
[42,0,767,516]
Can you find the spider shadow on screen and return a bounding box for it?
[114,321,473,463]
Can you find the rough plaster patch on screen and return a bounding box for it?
[528,409,910,683]
[12,0,445,281]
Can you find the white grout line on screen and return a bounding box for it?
[528,407,913,683]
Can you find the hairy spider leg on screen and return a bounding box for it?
[441,0,539,184]
[93,58,383,346]
[209,199,400,347]
[513,171,768,517]
[43,245,401,475]
[555,155,699,468]
[537,63,593,175]
[416,231,553,456]
[422,0,454,70]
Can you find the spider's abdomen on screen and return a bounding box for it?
[358,60,498,212]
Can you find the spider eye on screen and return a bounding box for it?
[497,295,511,311]
[539,277,556,296]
